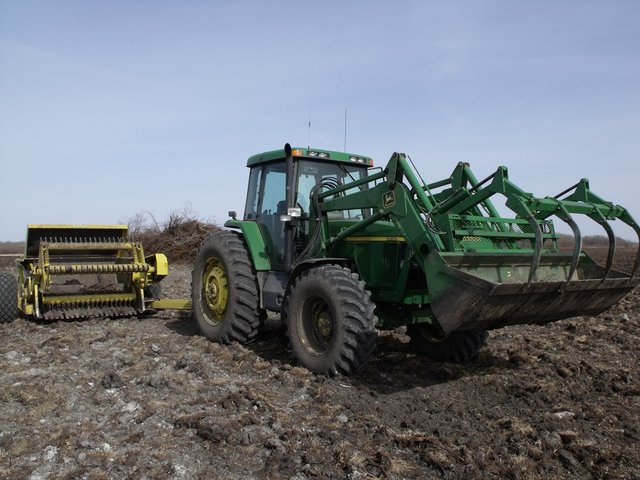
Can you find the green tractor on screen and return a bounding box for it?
[192,144,639,376]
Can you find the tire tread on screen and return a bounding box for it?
[192,231,261,345]
[409,326,488,364]
[0,272,18,323]
[283,265,377,376]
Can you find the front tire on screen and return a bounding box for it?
[0,272,18,323]
[283,265,377,376]
[408,325,488,364]
[191,231,262,344]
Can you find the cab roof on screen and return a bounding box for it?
[247,147,373,167]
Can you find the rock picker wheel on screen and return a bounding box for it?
[283,265,377,376]
[144,282,162,300]
[408,324,488,364]
[191,231,262,344]
[0,272,18,323]
[140,282,163,316]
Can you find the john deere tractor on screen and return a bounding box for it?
[191,144,639,376]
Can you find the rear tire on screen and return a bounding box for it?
[191,231,262,344]
[0,272,18,323]
[408,325,488,364]
[283,265,377,376]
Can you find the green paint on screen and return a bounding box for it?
[224,219,271,271]
[225,146,638,338]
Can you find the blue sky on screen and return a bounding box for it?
[1,0,639,241]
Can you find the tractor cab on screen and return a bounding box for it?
[242,145,373,270]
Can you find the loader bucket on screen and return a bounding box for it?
[428,251,639,334]
[17,224,167,319]
[400,159,640,336]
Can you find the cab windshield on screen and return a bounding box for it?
[296,160,367,219]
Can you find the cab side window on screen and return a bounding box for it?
[244,162,287,266]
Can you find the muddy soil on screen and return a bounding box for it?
[0,250,638,479]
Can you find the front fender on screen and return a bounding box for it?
[285,257,351,296]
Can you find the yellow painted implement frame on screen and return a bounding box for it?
[16,224,191,320]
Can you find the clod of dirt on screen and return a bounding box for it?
[101,372,124,389]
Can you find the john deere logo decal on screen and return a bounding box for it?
[383,191,396,209]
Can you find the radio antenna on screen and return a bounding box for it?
[343,107,347,152]
[307,98,311,148]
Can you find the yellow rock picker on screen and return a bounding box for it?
[1,224,189,321]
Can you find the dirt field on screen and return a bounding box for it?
[0,250,638,479]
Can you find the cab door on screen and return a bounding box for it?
[244,161,287,269]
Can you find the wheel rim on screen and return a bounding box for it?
[300,296,334,354]
[202,258,228,326]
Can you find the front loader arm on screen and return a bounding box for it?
[314,153,447,262]
[311,150,639,285]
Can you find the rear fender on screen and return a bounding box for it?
[224,220,271,271]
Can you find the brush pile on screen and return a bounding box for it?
[127,207,219,262]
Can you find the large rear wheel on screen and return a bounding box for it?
[192,231,262,344]
[0,272,18,323]
[283,265,377,376]
[408,324,488,364]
